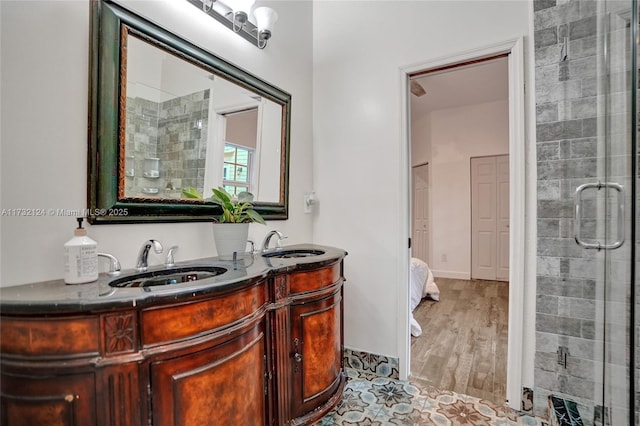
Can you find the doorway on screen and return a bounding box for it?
[400,38,527,410]
[409,58,510,404]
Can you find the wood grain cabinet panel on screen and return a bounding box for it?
[289,264,341,294]
[1,372,96,426]
[151,319,269,426]
[142,282,268,346]
[0,317,100,357]
[290,289,344,422]
[0,252,346,426]
[99,364,142,426]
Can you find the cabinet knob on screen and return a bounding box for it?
[293,353,302,363]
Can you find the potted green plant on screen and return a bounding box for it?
[182,186,265,257]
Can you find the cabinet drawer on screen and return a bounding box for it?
[289,264,341,294]
[0,316,100,357]
[141,282,268,346]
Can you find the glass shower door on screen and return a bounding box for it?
[534,0,636,422]
[594,1,636,423]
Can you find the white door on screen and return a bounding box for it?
[496,155,510,281]
[471,155,509,281]
[412,163,429,263]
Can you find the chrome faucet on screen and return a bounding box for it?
[165,245,179,268]
[262,230,286,252]
[136,240,163,272]
[98,252,121,276]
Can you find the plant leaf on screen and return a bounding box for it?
[246,209,266,224]
[211,187,232,204]
[202,186,266,224]
[222,209,234,223]
[182,186,203,199]
[237,191,254,203]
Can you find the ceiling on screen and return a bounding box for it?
[410,56,509,118]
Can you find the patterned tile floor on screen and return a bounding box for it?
[316,369,547,425]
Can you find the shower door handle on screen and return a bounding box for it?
[574,181,625,250]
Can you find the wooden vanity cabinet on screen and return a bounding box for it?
[0,252,346,426]
[286,263,346,425]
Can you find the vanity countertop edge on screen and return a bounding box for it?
[0,244,347,315]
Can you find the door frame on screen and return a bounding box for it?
[399,37,526,409]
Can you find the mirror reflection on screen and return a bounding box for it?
[123,34,282,202]
[87,0,291,224]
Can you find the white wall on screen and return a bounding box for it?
[0,0,313,287]
[312,0,535,381]
[411,112,431,167]
[0,0,538,394]
[429,100,509,278]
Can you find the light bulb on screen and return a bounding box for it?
[253,7,278,40]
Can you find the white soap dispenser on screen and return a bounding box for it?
[64,218,98,284]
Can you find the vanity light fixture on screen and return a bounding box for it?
[230,0,254,31]
[188,0,278,49]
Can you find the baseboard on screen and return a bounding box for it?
[343,348,399,379]
[430,270,471,280]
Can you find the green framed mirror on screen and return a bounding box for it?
[88,0,291,224]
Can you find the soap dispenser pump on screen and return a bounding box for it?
[64,218,98,284]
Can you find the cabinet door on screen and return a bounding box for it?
[150,319,269,426]
[1,372,96,426]
[290,289,343,420]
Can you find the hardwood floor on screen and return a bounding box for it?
[410,277,509,406]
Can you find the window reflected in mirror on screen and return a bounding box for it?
[223,109,256,196]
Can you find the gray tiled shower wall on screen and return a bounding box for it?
[125,97,158,195]
[125,90,209,197]
[534,0,634,424]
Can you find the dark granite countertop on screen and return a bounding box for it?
[0,244,346,315]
